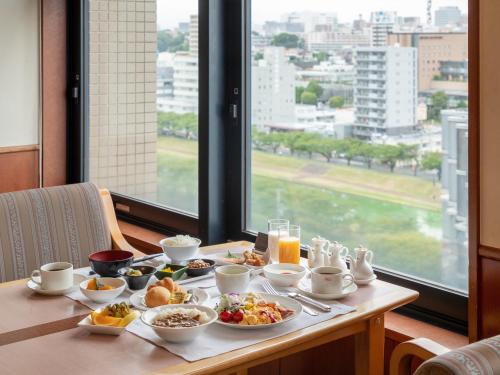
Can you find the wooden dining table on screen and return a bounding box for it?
[0,241,418,375]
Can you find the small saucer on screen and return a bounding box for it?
[354,274,377,285]
[27,274,87,296]
[297,278,358,300]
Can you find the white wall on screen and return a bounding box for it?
[0,0,39,147]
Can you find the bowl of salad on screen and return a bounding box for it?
[214,292,301,329]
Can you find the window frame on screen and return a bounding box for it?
[69,0,471,334]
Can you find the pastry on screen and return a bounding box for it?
[147,277,178,293]
[145,286,171,308]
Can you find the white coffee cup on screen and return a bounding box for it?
[31,262,74,291]
[215,265,253,294]
[311,266,354,295]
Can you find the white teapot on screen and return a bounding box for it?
[326,242,349,273]
[307,236,330,268]
[346,245,374,281]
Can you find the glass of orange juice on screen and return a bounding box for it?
[278,225,301,264]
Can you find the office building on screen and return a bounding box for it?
[370,11,396,46]
[387,32,467,91]
[435,6,462,27]
[251,47,296,130]
[353,46,418,138]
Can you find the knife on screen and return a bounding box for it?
[287,292,332,312]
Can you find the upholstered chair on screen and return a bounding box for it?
[390,335,500,375]
[0,183,143,282]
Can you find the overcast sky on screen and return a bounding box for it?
[157,0,467,29]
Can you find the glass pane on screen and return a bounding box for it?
[248,2,468,291]
[88,0,198,214]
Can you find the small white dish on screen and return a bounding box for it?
[212,293,302,330]
[354,274,377,285]
[129,287,209,311]
[77,310,138,336]
[80,277,126,303]
[141,304,218,343]
[263,263,306,287]
[297,278,358,300]
[27,274,87,296]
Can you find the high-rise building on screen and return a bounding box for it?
[188,15,198,54]
[370,11,396,46]
[435,6,462,27]
[305,31,370,52]
[387,32,467,91]
[251,47,295,130]
[281,11,337,34]
[353,46,418,138]
[441,109,468,244]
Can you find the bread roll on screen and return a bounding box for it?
[145,286,171,308]
[157,278,176,292]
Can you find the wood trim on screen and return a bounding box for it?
[41,0,67,187]
[0,149,39,193]
[389,338,450,375]
[478,245,500,261]
[0,145,39,154]
[468,0,480,342]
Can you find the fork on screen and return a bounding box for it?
[261,279,318,316]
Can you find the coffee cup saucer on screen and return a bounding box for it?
[297,278,358,300]
[27,274,87,296]
[353,274,377,285]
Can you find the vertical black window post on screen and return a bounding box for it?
[199,0,227,244]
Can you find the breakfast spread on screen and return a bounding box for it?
[152,307,211,328]
[215,293,294,325]
[86,278,114,290]
[187,259,211,269]
[90,302,139,327]
[144,278,188,308]
[221,250,266,267]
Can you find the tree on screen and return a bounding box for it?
[300,91,318,105]
[157,30,188,53]
[399,144,419,175]
[316,138,339,163]
[328,96,345,108]
[456,100,468,109]
[254,52,264,61]
[337,139,363,166]
[271,33,300,49]
[428,91,449,121]
[259,132,284,154]
[313,52,329,62]
[295,87,305,103]
[282,132,304,156]
[376,144,403,172]
[306,80,324,98]
[421,152,442,181]
[294,133,322,159]
[358,143,377,169]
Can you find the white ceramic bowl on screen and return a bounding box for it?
[263,263,306,287]
[77,309,138,336]
[159,237,201,263]
[79,277,126,303]
[141,304,217,343]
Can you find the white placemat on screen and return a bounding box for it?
[126,277,356,362]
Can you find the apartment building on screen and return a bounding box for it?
[353,46,418,138]
[370,11,396,47]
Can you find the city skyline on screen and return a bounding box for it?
[157,0,467,30]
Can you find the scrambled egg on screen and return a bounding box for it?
[238,297,285,326]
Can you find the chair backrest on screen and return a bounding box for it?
[415,335,500,375]
[0,182,111,282]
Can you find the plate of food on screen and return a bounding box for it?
[77,302,139,335]
[213,292,301,329]
[129,278,209,311]
[216,250,268,269]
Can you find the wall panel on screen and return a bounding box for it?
[0,147,39,193]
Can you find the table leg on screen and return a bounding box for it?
[355,314,385,375]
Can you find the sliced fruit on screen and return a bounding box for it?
[118,311,139,327]
[93,314,122,326]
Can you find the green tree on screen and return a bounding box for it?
[295,87,305,103]
[157,30,188,52]
[316,138,339,163]
[376,144,404,172]
[300,91,318,105]
[260,132,284,154]
[282,132,304,156]
[294,133,322,159]
[306,80,324,98]
[358,143,377,169]
[399,144,419,175]
[328,96,345,108]
[421,152,442,181]
[456,100,468,109]
[337,139,363,166]
[428,91,449,121]
[254,52,264,61]
[271,33,300,48]
[313,52,329,62]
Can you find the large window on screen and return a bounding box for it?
[87,0,198,216]
[248,1,469,292]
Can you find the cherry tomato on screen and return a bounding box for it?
[219,311,233,322]
[232,310,244,323]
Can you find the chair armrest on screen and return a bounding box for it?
[390,338,450,375]
[99,189,145,259]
